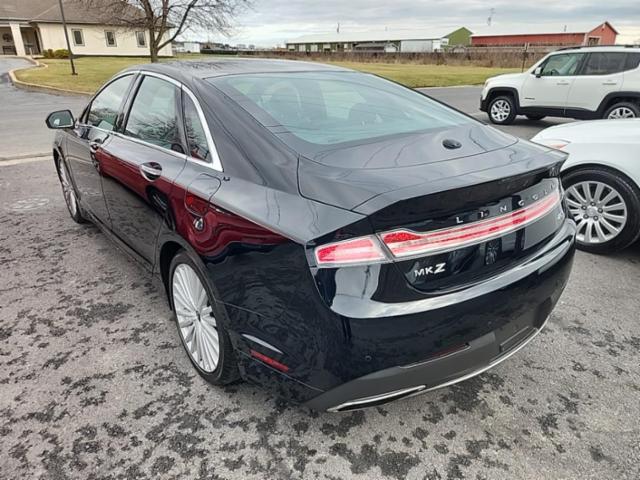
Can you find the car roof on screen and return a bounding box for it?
[552,45,640,54]
[123,58,352,84]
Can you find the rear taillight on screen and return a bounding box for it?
[313,189,561,268]
[314,236,386,267]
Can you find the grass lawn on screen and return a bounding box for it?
[14,57,154,94]
[14,56,519,93]
[326,62,519,88]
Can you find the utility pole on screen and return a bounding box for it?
[487,8,495,27]
[58,0,77,75]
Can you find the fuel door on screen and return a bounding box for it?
[184,173,221,245]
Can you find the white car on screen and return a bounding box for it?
[481,46,640,125]
[532,119,640,253]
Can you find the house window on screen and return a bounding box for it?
[72,29,84,46]
[105,30,117,47]
[136,31,146,47]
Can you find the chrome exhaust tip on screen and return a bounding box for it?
[327,385,426,413]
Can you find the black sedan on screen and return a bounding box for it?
[46,59,575,412]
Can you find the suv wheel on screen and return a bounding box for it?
[488,96,516,125]
[604,102,639,120]
[563,167,640,254]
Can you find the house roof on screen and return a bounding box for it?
[287,27,466,44]
[0,0,57,22]
[0,0,145,25]
[471,22,618,38]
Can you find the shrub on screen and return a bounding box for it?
[43,49,54,58]
[53,49,70,59]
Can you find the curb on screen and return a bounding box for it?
[8,58,92,97]
[0,155,52,166]
[0,152,52,162]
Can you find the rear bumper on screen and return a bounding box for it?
[306,310,547,412]
[304,220,575,411]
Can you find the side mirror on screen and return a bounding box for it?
[46,110,75,129]
[533,67,543,78]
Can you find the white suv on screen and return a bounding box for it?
[481,46,640,125]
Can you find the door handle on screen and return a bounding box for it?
[602,81,618,86]
[140,162,162,181]
[556,81,570,86]
[88,140,103,170]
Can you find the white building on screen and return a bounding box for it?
[174,41,201,54]
[285,27,471,53]
[0,0,173,57]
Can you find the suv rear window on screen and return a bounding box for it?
[582,52,628,75]
[208,71,470,149]
[626,53,640,71]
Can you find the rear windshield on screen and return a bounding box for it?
[208,71,472,151]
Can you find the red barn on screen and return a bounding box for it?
[471,22,618,47]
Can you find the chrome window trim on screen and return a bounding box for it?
[181,85,223,172]
[81,69,224,172]
[134,71,224,172]
[83,72,138,128]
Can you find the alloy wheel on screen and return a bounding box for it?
[172,263,219,372]
[607,107,637,119]
[565,181,628,244]
[59,162,78,216]
[490,99,511,122]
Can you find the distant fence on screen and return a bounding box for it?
[200,46,562,69]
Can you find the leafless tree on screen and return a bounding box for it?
[77,0,250,62]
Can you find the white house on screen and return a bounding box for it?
[0,0,173,57]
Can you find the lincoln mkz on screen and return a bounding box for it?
[46,59,576,412]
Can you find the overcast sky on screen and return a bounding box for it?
[180,0,640,47]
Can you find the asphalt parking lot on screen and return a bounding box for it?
[1,58,639,480]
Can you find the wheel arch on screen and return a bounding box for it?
[486,87,521,111]
[156,233,209,308]
[561,162,640,194]
[596,92,640,117]
[52,146,62,169]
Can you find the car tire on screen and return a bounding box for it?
[525,114,546,121]
[603,101,640,120]
[169,250,240,385]
[488,95,517,125]
[562,167,640,254]
[56,156,87,224]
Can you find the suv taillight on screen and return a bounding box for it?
[313,190,561,268]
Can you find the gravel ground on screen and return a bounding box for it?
[1,156,639,480]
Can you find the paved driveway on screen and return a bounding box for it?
[1,158,639,480]
[0,58,87,160]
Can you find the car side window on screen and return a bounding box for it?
[540,54,584,77]
[625,53,640,71]
[182,93,211,162]
[125,76,183,152]
[582,53,628,75]
[86,75,133,131]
